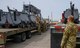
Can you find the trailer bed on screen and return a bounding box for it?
[0,27,36,36]
[0,28,20,32]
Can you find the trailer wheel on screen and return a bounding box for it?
[13,33,26,43]
[26,32,32,39]
[21,33,26,41]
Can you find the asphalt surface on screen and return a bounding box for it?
[6,30,50,48]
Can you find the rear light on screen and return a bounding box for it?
[54,26,61,32]
[54,26,65,32]
[0,45,5,48]
[0,34,4,39]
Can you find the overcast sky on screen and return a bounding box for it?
[0,0,80,21]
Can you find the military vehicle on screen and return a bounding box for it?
[0,4,46,48]
[50,2,80,48]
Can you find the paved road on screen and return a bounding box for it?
[6,30,50,48]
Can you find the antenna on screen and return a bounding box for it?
[7,6,10,11]
[70,1,74,16]
[70,1,72,9]
[70,1,72,5]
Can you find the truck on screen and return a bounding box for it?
[0,4,45,48]
[50,2,80,48]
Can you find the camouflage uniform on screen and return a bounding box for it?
[61,22,78,48]
[36,16,41,34]
[43,20,47,32]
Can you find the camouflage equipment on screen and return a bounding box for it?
[61,22,78,48]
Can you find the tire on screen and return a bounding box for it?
[26,32,32,39]
[13,34,22,43]
[13,33,26,43]
[21,33,27,42]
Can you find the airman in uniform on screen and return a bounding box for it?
[43,20,47,32]
[36,16,41,35]
[61,15,78,48]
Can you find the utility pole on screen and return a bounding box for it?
[51,12,53,22]
[48,16,50,23]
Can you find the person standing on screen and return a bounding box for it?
[61,15,78,48]
[36,16,41,35]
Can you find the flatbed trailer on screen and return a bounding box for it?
[50,24,80,48]
[0,27,37,48]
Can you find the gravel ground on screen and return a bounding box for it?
[6,30,50,48]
